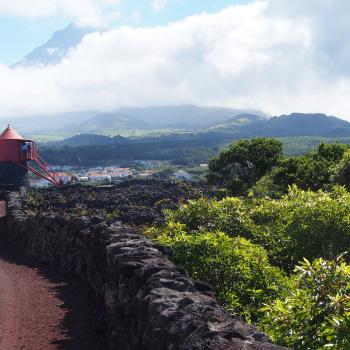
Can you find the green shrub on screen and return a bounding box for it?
[250,186,350,269]
[162,186,350,271]
[148,227,288,323]
[261,257,350,349]
[164,196,254,239]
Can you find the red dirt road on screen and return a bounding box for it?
[0,240,109,350]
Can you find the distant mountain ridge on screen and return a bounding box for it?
[46,112,350,149]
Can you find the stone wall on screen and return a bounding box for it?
[0,191,6,231]
[3,191,289,350]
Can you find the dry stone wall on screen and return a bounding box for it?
[2,190,289,350]
[0,191,6,232]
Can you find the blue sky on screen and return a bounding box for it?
[0,0,249,65]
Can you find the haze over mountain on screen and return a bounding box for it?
[0,111,97,134]
[14,23,97,67]
[113,106,265,129]
[77,113,152,133]
[1,106,266,135]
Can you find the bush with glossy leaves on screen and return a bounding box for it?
[261,257,350,349]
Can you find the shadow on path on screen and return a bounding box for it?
[0,236,110,350]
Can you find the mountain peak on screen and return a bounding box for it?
[14,23,98,67]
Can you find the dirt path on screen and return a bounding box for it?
[0,239,109,350]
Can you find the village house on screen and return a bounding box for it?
[87,171,112,183]
[139,170,155,178]
[108,168,133,179]
[175,170,192,181]
[55,172,72,184]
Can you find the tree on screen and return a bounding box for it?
[207,138,283,195]
[316,142,347,163]
[331,149,350,189]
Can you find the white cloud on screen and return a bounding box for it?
[1,0,350,119]
[0,0,122,26]
[151,0,168,12]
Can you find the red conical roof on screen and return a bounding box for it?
[0,125,24,140]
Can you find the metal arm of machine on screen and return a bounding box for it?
[13,161,60,188]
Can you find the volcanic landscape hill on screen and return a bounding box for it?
[207,112,350,137]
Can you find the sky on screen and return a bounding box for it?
[0,0,349,120]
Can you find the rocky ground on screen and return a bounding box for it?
[24,180,214,225]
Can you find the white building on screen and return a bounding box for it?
[88,172,112,183]
[78,176,89,182]
[55,172,72,184]
[175,170,192,181]
[139,170,155,178]
[109,168,133,179]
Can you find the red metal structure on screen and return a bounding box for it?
[0,125,60,187]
